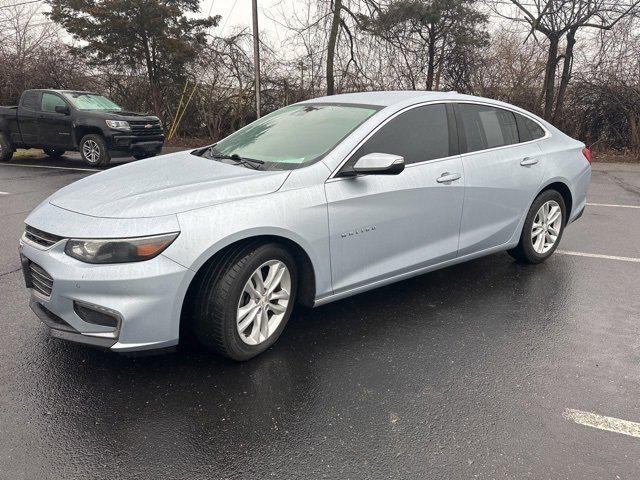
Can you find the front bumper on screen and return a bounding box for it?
[20,236,193,352]
[107,133,164,155]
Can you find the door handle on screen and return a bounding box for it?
[520,157,538,166]
[436,172,462,183]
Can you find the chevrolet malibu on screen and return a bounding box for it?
[19,91,592,360]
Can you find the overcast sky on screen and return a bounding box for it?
[201,0,291,44]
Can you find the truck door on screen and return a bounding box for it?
[38,92,74,148]
[17,91,40,146]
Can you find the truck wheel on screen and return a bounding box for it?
[43,148,65,158]
[0,132,14,162]
[79,134,110,167]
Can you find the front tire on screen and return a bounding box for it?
[0,132,14,162]
[508,189,566,264]
[79,134,110,167]
[192,242,298,361]
[43,148,65,158]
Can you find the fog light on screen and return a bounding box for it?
[73,301,120,328]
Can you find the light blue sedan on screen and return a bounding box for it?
[19,91,592,360]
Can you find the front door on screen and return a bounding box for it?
[325,103,465,294]
[37,92,74,148]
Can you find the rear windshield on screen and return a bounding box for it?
[63,93,122,111]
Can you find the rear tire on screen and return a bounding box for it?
[43,148,65,158]
[79,134,110,167]
[508,189,566,264]
[0,132,14,162]
[192,242,298,361]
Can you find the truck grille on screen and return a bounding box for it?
[24,225,64,248]
[129,120,162,136]
[28,262,54,298]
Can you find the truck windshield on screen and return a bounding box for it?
[205,103,380,169]
[63,93,122,111]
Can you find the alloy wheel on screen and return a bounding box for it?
[531,200,562,254]
[236,260,291,345]
[82,140,101,164]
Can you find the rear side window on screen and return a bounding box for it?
[456,104,519,152]
[341,104,450,173]
[20,91,39,111]
[515,113,546,142]
[41,93,67,113]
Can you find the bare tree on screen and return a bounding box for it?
[501,0,640,121]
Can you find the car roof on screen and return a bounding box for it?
[300,90,468,107]
[300,90,527,111]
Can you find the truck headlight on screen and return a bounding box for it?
[65,233,179,264]
[105,120,130,130]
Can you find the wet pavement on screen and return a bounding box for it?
[1,156,639,479]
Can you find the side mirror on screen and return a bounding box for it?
[55,105,70,115]
[352,153,405,175]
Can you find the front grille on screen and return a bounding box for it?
[28,262,53,298]
[24,225,64,248]
[129,120,162,136]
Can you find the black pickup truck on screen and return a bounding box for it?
[0,89,164,166]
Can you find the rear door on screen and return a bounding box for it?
[454,103,545,256]
[16,91,40,145]
[325,103,465,294]
[38,92,74,148]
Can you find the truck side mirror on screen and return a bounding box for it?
[55,105,70,115]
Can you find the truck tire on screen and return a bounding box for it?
[133,147,163,160]
[79,134,110,167]
[0,132,14,162]
[43,148,65,158]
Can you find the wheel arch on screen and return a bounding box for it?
[537,179,573,220]
[74,126,104,147]
[178,233,318,341]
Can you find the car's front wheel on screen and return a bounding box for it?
[79,134,110,167]
[508,189,566,264]
[192,242,297,361]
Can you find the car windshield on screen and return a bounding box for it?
[63,92,122,111]
[205,103,380,169]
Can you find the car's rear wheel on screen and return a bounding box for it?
[508,189,566,264]
[43,148,65,158]
[0,132,14,162]
[192,242,297,361]
[79,134,110,167]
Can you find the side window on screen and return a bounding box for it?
[515,113,545,142]
[41,93,67,113]
[457,104,519,152]
[341,104,450,174]
[20,91,39,111]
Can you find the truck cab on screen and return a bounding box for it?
[0,89,164,166]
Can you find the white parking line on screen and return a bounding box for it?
[0,163,99,172]
[564,409,640,439]
[0,191,9,195]
[557,250,640,263]
[587,202,640,209]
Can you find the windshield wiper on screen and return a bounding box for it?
[207,150,264,170]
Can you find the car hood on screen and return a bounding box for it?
[48,151,291,218]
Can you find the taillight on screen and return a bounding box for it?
[582,147,593,164]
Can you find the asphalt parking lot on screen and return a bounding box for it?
[1,154,639,479]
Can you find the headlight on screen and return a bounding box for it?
[64,233,179,264]
[105,120,130,130]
